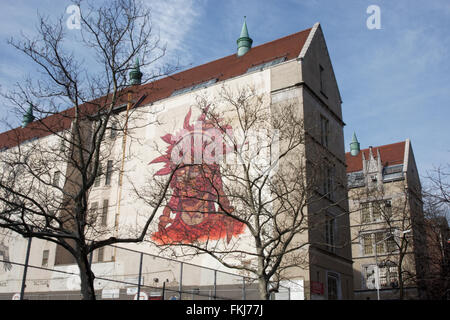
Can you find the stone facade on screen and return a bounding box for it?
[0,23,352,300]
[347,140,426,299]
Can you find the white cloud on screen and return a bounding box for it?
[145,0,204,65]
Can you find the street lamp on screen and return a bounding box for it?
[374,229,411,300]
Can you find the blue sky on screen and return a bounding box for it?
[0,0,449,183]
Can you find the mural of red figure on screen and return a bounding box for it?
[150,108,245,245]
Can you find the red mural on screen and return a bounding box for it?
[150,108,245,244]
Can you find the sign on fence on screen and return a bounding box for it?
[102,288,120,299]
[134,292,148,300]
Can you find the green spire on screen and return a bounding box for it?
[22,104,35,128]
[350,132,360,156]
[129,57,143,85]
[237,17,253,57]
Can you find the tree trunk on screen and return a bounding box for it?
[76,249,96,300]
[258,276,270,300]
[398,263,404,300]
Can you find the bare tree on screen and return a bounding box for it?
[423,165,450,299]
[0,0,176,300]
[350,179,425,299]
[135,85,349,300]
[424,165,450,213]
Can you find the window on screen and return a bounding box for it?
[322,165,336,200]
[97,247,104,262]
[362,234,373,255]
[89,202,98,224]
[59,137,65,152]
[327,273,339,300]
[384,200,392,219]
[246,57,286,73]
[110,120,118,139]
[348,171,365,188]
[372,201,382,221]
[322,165,335,198]
[364,264,398,289]
[105,160,113,186]
[319,65,326,95]
[325,216,336,252]
[361,231,398,256]
[53,171,61,187]
[387,266,399,288]
[383,165,403,175]
[360,200,391,224]
[386,234,397,253]
[94,163,102,187]
[379,266,388,287]
[363,265,377,289]
[323,167,330,195]
[42,250,49,267]
[375,232,385,255]
[171,79,218,97]
[320,115,329,147]
[329,167,335,200]
[361,203,370,224]
[101,199,109,226]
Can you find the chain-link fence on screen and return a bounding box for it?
[0,243,292,300]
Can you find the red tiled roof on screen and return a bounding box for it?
[0,27,312,150]
[345,141,406,173]
[136,27,312,106]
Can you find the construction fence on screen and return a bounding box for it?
[0,243,293,300]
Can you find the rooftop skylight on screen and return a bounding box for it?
[246,57,287,73]
[171,78,218,97]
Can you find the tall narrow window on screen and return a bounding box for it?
[59,137,65,152]
[327,273,339,300]
[328,167,335,200]
[363,234,373,255]
[53,171,61,187]
[384,200,392,219]
[42,250,49,267]
[89,202,98,225]
[372,201,382,221]
[361,203,370,224]
[94,163,102,187]
[101,199,109,226]
[379,266,388,287]
[110,120,118,139]
[325,216,336,252]
[386,233,397,252]
[105,160,113,186]
[320,115,329,147]
[323,165,334,198]
[319,65,326,94]
[97,247,104,262]
[375,232,385,254]
[323,167,329,195]
[388,266,399,287]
